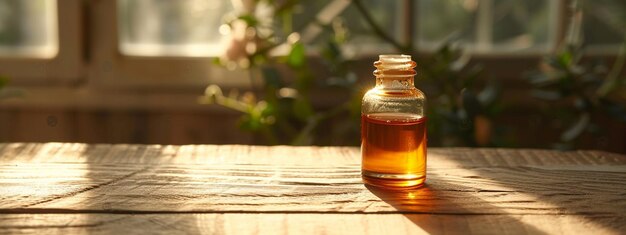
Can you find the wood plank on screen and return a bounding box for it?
[0,163,624,216]
[1,143,625,234]
[1,143,626,166]
[0,213,623,235]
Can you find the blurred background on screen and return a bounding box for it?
[0,0,624,152]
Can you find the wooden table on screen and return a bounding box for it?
[1,143,625,234]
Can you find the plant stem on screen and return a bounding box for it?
[290,103,347,145]
[352,0,412,52]
[597,41,626,97]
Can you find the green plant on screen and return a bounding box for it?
[417,43,503,147]
[199,0,361,145]
[200,0,502,146]
[527,1,626,150]
[352,0,503,147]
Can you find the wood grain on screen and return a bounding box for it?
[0,143,625,234]
[2,143,625,166]
[0,163,625,215]
[1,213,623,235]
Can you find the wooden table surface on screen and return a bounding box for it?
[0,143,625,234]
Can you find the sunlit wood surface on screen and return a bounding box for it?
[0,143,625,234]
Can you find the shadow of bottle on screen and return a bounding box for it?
[365,179,549,234]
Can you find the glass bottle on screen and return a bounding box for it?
[361,54,427,189]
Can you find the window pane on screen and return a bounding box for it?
[416,0,475,46]
[582,0,626,47]
[491,0,552,50]
[292,0,401,54]
[341,0,401,50]
[416,0,554,53]
[0,0,58,58]
[118,0,233,57]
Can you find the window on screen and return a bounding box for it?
[0,0,623,88]
[88,0,245,89]
[0,0,58,58]
[416,0,558,53]
[0,0,82,84]
[282,0,558,55]
[292,0,402,55]
[582,0,626,52]
[118,0,233,57]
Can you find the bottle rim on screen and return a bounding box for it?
[379,54,411,63]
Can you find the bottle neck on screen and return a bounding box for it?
[373,54,417,90]
[375,76,414,90]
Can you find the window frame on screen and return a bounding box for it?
[2,0,620,92]
[412,0,564,56]
[87,0,250,91]
[0,0,84,85]
[87,0,623,90]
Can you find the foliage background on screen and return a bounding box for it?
[198,0,626,149]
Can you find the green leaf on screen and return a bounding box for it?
[560,113,590,142]
[211,57,222,66]
[286,42,306,68]
[274,0,298,16]
[261,102,276,117]
[558,51,573,68]
[461,88,483,119]
[477,82,499,106]
[292,95,314,121]
[261,66,283,88]
[237,14,259,27]
[322,40,341,61]
[545,49,576,71]
[449,51,471,72]
[239,113,263,131]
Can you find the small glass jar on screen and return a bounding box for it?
[361,54,427,189]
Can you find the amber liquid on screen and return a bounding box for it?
[361,113,427,188]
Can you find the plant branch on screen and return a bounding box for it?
[597,41,626,97]
[290,103,348,145]
[352,0,412,52]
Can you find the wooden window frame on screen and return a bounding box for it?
[1,0,620,111]
[0,0,84,86]
[411,0,563,57]
[86,0,249,91]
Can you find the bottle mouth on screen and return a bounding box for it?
[378,54,411,63]
[374,54,416,78]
